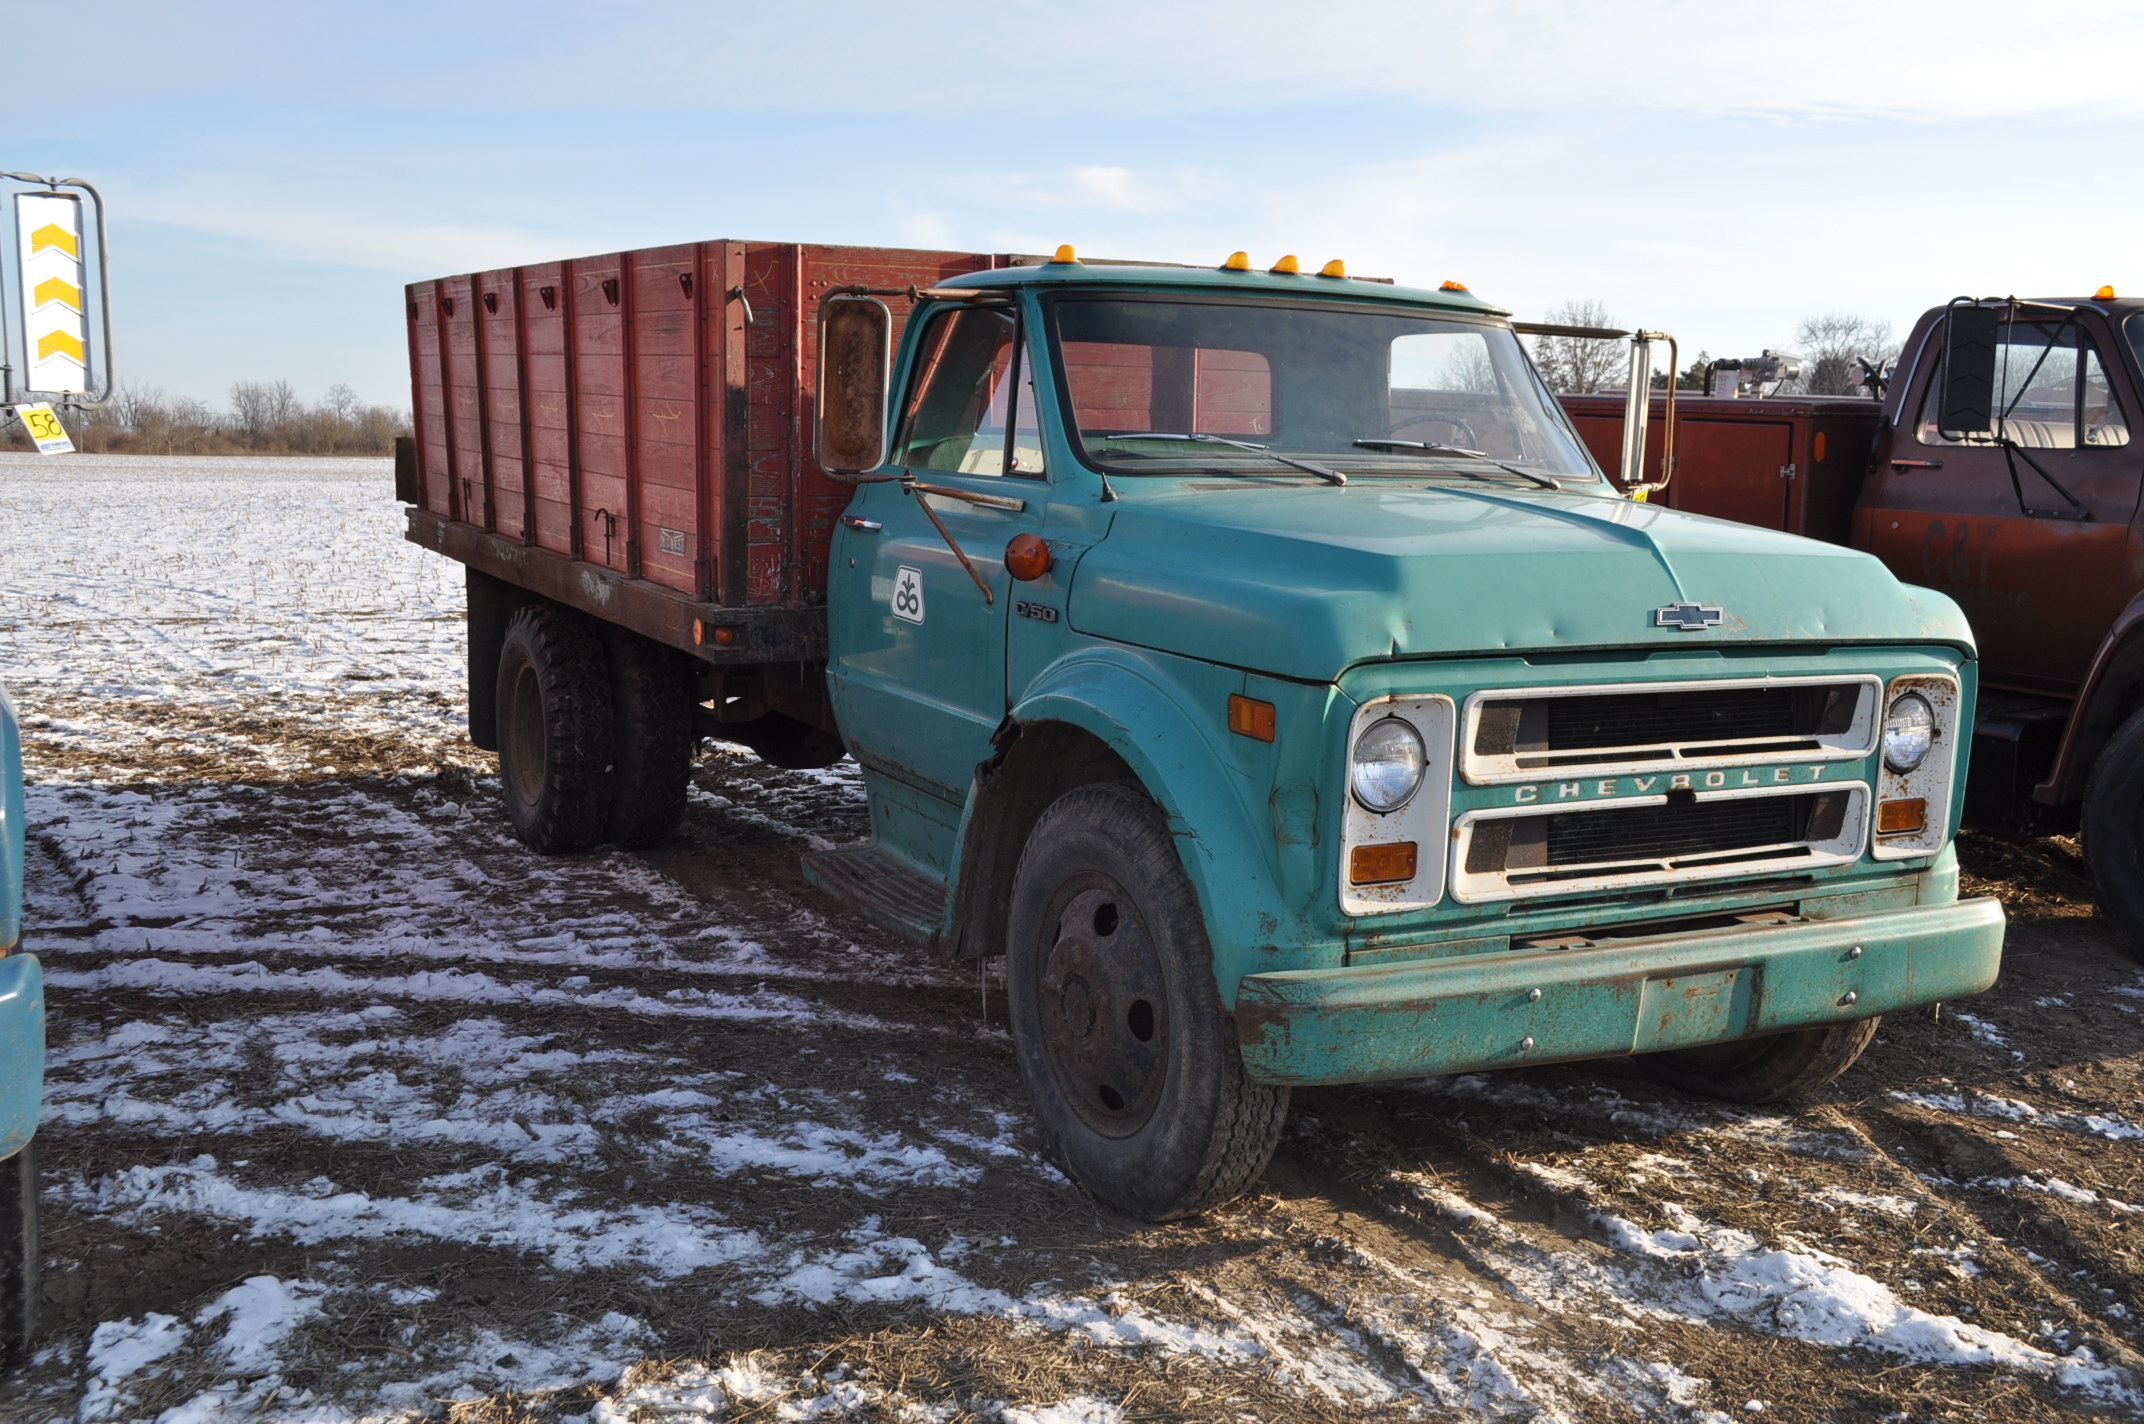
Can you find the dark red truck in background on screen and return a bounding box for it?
[1564,292,2144,957]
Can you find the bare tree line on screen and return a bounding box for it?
[1530,302,1903,397]
[28,381,410,456]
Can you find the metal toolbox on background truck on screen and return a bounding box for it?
[401,241,2005,1220]
[1563,292,2144,960]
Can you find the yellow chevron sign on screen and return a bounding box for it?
[32,275,80,312]
[16,192,90,393]
[28,222,78,258]
[37,329,85,362]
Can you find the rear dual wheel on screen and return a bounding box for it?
[1007,784,1288,1221]
[494,607,696,852]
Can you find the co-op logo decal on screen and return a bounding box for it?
[891,565,925,625]
[1655,601,1725,631]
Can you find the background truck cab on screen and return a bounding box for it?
[404,243,2005,1219]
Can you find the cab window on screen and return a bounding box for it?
[1917,321,2131,449]
[893,307,1044,477]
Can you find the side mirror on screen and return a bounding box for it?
[1939,304,1999,436]
[1620,334,1654,490]
[817,294,892,476]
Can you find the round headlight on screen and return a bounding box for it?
[1882,692,1935,773]
[1351,716,1427,812]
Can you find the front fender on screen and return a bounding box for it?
[1007,646,1337,1004]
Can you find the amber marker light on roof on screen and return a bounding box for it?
[1052,244,1078,264]
[2097,285,2118,299]
[1319,259,1347,278]
[1350,842,1418,885]
[1877,798,1927,835]
[1271,254,1301,275]
[1227,694,1276,742]
[1440,280,1469,292]
[1222,251,1252,271]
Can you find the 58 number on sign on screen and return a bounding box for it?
[13,403,75,455]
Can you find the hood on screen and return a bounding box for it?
[1067,481,1973,682]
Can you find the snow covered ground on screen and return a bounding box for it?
[3,454,2143,1422]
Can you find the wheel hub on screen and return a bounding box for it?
[1037,882,1170,1137]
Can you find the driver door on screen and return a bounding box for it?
[828,304,1048,803]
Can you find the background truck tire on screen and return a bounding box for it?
[2083,706,2144,962]
[1639,1017,1880,1104]
[0,1142,36,1374]
[1007,783,1288,1221]
[494,605,615,853]
[603,628,697,849]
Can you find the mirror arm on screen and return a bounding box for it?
[904,477,995,604]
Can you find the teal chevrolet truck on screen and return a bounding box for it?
[402,240,2006,1220]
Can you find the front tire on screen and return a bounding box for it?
[1007,784,1287,1220]
[2083,706,2144,962]
[1640,1018,1880,1104]
[1,1143,37,1374]
[494,606,615,853]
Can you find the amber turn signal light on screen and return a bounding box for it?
[1877,797,1926,835]
[1005,532,1052,582]
[1227,694,1276,742]
[1350,842,1418,885]
[693,620,737,646]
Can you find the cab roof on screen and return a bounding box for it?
[931,259,1509,319]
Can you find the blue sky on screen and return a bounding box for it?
[13,0,2143,410]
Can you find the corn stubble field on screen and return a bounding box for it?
[0,452,2141,1424]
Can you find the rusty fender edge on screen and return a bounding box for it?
[1233,897,2006,1087]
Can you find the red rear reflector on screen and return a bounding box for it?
[1228,695,1276,742]
[1350,842,1418,884]
[1877,798,1926,835]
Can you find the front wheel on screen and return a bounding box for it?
[2083,706,2144,962]
[1,1143,37,1374]
[1007,784,1287,1220]
[1639,1018,1880,1104]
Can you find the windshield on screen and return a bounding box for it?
[1045,295,1601,485]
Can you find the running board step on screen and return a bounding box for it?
[800,844,945,951]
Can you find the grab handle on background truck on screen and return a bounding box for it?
[1513,322,1678,500]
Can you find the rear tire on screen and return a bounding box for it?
[494,606,615,853]
[2083,706,2144,962]
[1007,784,1287,1220]
[1,1142,37,1375]
[603,629,697,849]
[1640,1018,1880,1104]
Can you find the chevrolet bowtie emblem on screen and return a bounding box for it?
[1655,601,1725,631]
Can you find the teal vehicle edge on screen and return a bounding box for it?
[0,682,39,1162]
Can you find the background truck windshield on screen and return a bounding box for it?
[1046,295,1600,482]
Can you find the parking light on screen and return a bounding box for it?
[1878,798,1927,835]
[1350,842,1418,885]
[1440,280,1469,292]
[1222,251,1252,271]
[2097,285,2117,299]
[1271,255,1301,275]
[1051,245,1078,264]
[1319,260,1347,278]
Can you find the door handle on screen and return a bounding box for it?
[842,515,883,531]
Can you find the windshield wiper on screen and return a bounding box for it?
[1102,432,1346,486]
[1352,438,1561,491]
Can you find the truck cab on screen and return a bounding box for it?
[405,244,2006,1220]
[804,255,2003,1216]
